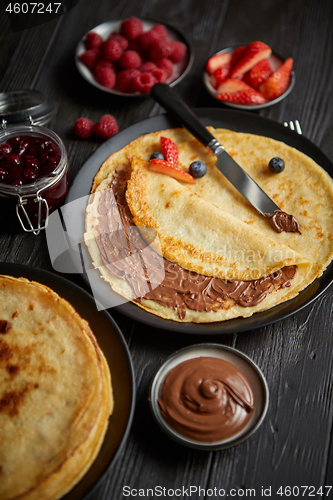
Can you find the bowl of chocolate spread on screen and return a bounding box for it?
[150,344,269,450]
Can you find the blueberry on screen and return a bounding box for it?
[150,152,165,160]
[189,160,207,178]
[269,157,285,173]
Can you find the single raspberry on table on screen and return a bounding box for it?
[120,17,144,40]
[103,39,123,61]
[74,118,95,139]
[132,72,158,93]
[107,33,129,51]
[79,48,101,71]
[119,50,142,69]
[94,115,119,139]
[117,69,141,93]
[94,66,116,89]
[85,31,104,50]
[156,58,174,78]
[168,41,186,63]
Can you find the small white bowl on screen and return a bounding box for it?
[75,18,193,97]
[150,343,269,450]
[203,46,295,110]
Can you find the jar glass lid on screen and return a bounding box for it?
[0,90,56,127]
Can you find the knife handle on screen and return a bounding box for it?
[151,83,215,149]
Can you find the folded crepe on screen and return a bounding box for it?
[85,127,333,323]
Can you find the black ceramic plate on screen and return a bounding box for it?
[0,262,135,499]
[65,109,333,334]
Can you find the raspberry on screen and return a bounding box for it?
[94,114,119,139]
[107,33,129,51]
[94,66,116,89]
[168,41,186,63]
[149,40,172,62]
[132,73,158,93]
[103,39,123,61]
[138,29,159,52]
[79,49,101,71]
[120,17,143,41]
[85,31,104,50]
[73,118,95,139]
[151,24,168,41]
[156,58,174,78]
[119,50,142,69]
[139,61,157,73]
[94,60,116,73]
[152,68,167,83]
[117,69,141,93]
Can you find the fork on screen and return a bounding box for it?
[284,120,302,135]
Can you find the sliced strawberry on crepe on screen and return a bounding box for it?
[209,63,231,89]
[160,137,179,167]
[243,58,273,90]
[230,41,272,79]
[216,78,266,105]
[148,158,195,184]
[259,57,293,101]
[205,51,232,76]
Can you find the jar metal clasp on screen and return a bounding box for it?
[16,193,49,236]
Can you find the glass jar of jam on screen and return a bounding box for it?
[0,90,67,235]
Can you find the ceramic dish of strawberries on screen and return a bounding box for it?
[203,41,295,110]
[76,17,193,97]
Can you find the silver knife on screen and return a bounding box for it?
[151,83,280,218]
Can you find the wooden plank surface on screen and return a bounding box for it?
[1,0,333,498]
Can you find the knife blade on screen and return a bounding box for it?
[150,83,281,218]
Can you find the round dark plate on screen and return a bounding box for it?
[0,262,135,499]
[65,109,333,334]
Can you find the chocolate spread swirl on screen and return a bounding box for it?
[158,357,255,442]
[266,210,302,234]
[93,170,297,319]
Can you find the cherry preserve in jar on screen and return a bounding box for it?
[0,91,68,235]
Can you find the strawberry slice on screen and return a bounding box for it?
[160,137,178,167]
[205,52,232,76]
[230,41,272,79]
[148,158,195,184]
[259,57,293,101]
[230,45,247,70]
[209,63,231,89]
[216,78,266,105]
[243,58,273,90]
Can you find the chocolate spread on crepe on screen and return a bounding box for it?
[158,357,254,442]
[94,170,296,320]
[266,210,302,234]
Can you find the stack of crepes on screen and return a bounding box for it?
[85,127,333,323]
[0,276,113,500]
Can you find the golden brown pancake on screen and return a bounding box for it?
[0,275,113,500]
[84,127,333,323]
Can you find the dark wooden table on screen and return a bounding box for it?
[1,0,333,499]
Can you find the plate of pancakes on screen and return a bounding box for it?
[65,109,333,334]
[0,262,135,500]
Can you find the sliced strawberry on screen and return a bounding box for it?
[258,57,293,101]
[243,58,273,90]
[230,45,247,70]
[209,63,231,89]
[216,78,266,105]
[148,158,195,184]
[205,52,232,76]
[160,137,178,167]
[230,41,272,79]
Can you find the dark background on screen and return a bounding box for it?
[1,0,333,498]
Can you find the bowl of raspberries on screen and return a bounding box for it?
[76,17,193,96]
[203,41,295,109]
